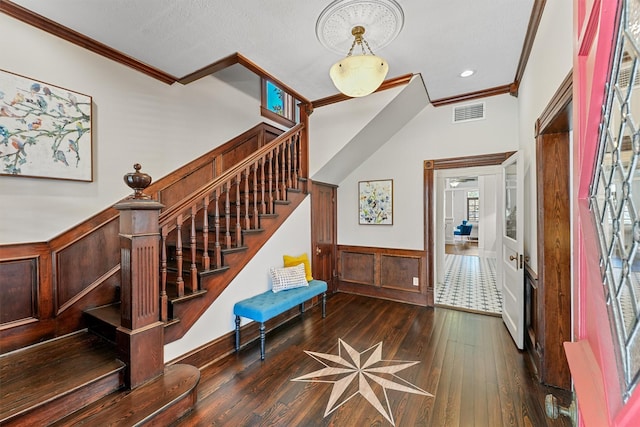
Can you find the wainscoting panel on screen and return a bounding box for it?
[380,254,420,292]
[340,251,375,285]
[337,245,427,306]
[158,164,215,207]
[54,217,120,312]
[0,257,38,325]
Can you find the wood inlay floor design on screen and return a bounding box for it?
[291,338,433,426]
[436,254,501,315]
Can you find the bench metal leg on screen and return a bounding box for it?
[322,292,326,318]
[260,322,266,360]
[235,315,241,351]
[300,302,305,314]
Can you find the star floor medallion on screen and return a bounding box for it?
[291,338,433,426]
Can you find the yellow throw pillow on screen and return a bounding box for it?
[283,253,313,282]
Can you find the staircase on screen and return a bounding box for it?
[0,122,309,425]
[84,123,307,344]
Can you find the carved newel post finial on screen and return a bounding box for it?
[124,163,152,199]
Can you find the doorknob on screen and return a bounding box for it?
[509,255,517,261]
[545,394,577,424]
[316,246,321,255]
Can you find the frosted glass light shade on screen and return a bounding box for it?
[329,54,389,97]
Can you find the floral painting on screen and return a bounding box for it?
[0,69,92,181]
[359,179,393,225]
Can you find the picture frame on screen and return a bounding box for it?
[358,179,393,225]
[0,69,92,181]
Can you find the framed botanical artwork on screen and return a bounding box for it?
[359,179,393,225]
[0,69,92,181]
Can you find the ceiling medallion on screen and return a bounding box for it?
[316,0,405,55]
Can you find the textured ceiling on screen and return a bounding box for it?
[7,0,534,102]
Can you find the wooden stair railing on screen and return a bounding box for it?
[0,122,302,355]
[157,123,304,323]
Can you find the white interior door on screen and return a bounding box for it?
[501,152,524,349]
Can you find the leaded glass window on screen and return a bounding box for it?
[591,0,640,401]
[260,79,298,127]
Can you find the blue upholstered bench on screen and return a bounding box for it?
[234,279,327,360]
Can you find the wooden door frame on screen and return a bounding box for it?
[424,151,515,306]
[533,71,572,390]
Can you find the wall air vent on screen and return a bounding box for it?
[452,102,485,123]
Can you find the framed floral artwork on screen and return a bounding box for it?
[0,69,92,181]
[359,179,393,225]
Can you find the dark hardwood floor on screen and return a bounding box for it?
[172,293,572,427]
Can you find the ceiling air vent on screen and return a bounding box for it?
[452,102,485,123]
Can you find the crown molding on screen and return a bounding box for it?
[0,0,178,85]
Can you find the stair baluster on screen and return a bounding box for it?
[234,174,242,246]
[224,183,231,249]
[175,215,184,297]
[252,161,259,229]
[202,195,210,270]
[213,189,221,268]
[189,206,198,293]
[268,152,274,214]
[286,137,292,190]
[280,141,287,198]
[292,135,299,189]
[259,157,266,215]
[244,168,251,231]
[274,146,280,201]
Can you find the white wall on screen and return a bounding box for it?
[479,174,498,257]
[517,1,573,272]
[334,95,519,250]
[0,14,266,244]
[308,87,403,179]
[165,198,311,362]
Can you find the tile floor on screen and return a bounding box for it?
[436,254,502,315]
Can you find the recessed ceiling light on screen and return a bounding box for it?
[460,69,475,78]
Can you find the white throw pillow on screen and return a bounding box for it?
[270,263,308,293]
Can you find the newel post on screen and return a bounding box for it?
[114,164,165,389]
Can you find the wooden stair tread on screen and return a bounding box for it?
[50,364,200,426]
[85,303,121,327]
[0,331,125,423]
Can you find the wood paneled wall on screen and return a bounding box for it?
[336,245,428,306]
[0,123,283,354]
[155,126,282,207]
